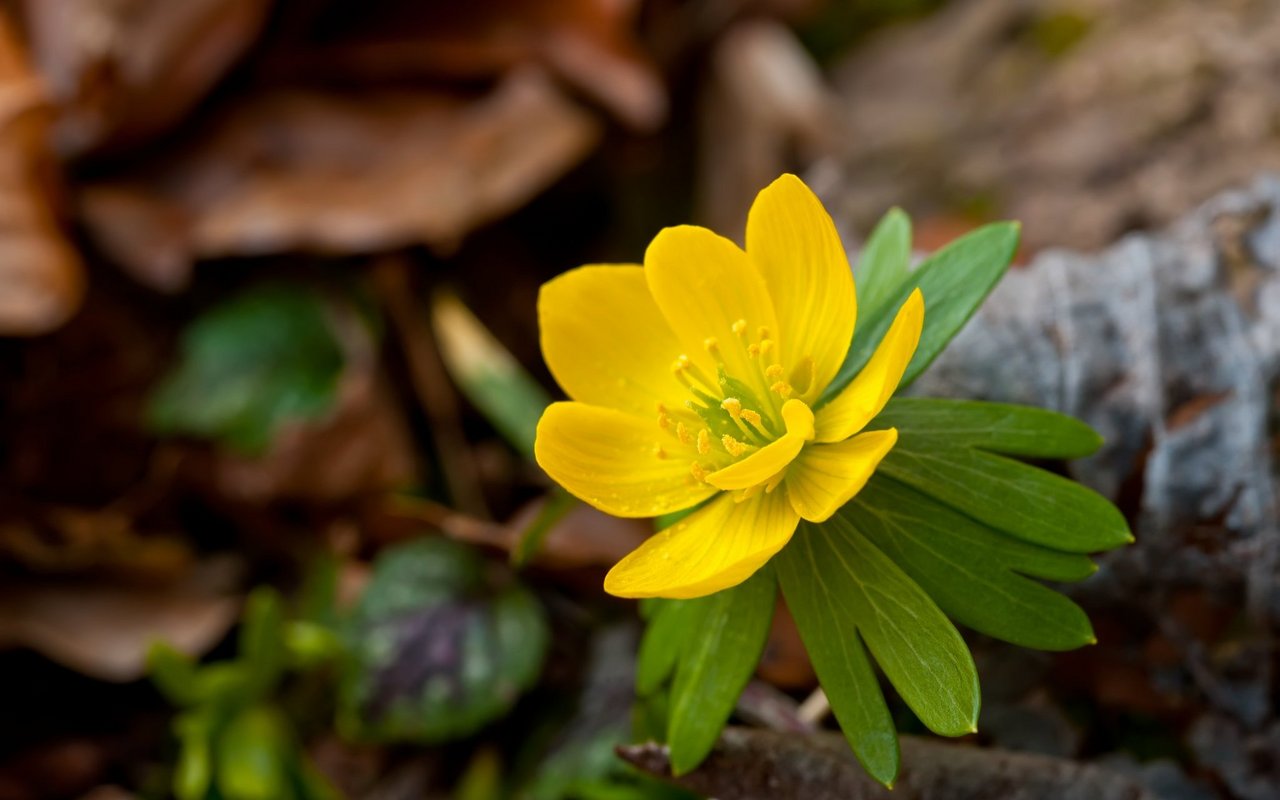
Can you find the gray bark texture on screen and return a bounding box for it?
[619,728,1155,800]
[904,174,1280,632]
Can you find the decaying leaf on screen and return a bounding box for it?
[0,10,84,336]
[19,0,273,157]
[0,555,242,682]
[79,69,601,285]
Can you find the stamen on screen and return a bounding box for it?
[703,337,720,355]
[657,411,671,430]
[765,364,785,380]
[732,319,747,338]
[771,381,794,399]
[758,326,771,341]
[747,343,760,358]
[654,445,667,459]
[759,339,775,358]
[697,429,712,455]
[676,422,693,446]
[720,397,742,420]
[740,409,762,426]
[690,461,709,482]
[721,435,749,457]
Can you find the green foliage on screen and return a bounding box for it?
[637,214,1133,787]
[825,217,1020,401]
[147,284,347,454]
[667,568,775,775]
[338,537,549,743]
[148,588,340,800]
[433,291,552,459]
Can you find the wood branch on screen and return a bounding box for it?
[619,727,1154,800]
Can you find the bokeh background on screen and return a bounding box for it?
[2,1,1279,799]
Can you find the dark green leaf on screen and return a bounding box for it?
[636,599,699,696]
[873,397,1103,459]
[878,443,1132,553]
[147,285,346,454]
[825,221,1019,400]
[340,538,549,743]
[845,476,1096,650]
[854,208,912,327]
[433,292,551,459]
[777,537,899,787]
[668,568,776,775]
[216,706,296,800]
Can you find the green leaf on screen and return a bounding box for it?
[433,292,551,459]
[239,588,287,698]
[777,538,899,787]
[854,208,912,327]
[826,221,1019,400]
[216,706,296,800]
[845,476,1096,650]
[148,642,201,708]
[340,537,549,743]
[872,397,1103,459]
[173,709,216,800]
[785,519,980,737]
[878,443,1132,553]
[147,285,346,454]
[635,599,699,696]
[667,568,776,775]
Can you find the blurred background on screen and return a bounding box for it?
[2,1,1279,799]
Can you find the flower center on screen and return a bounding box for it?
[654,317,816,494]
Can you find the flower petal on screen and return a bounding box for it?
[535,401,716,517]
[539,265,689,417]
[706,399,813,491]
[786,429,898,522]
[746,174,857,400]
[645,225,779,400]
[815,289,923,443]
[603,490,799,599]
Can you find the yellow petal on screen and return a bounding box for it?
[603,490,799,599]
[539,265,690,417]
[645,225,779,400]
[707,399,813,490]
[535,402,716,518]
[746,174,857,400]
[786,429,898,522]
[815,289,924,443]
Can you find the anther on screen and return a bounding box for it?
[697,429,712,455]
[690,462,709,482]
[732,319,747,338]
[747,343,760,358]
[759,339,775,357]
[721,397,743,420]
[703,337,720,354]
[654,445,668,459]
[758,326,771,341]
[676,422,693,446]
[765,364,785,380]
[740,409,763,426]
[721,435,748,457]
[771,381,794,399]
[657,412,671,430]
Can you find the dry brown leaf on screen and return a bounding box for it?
[20,0,273,157]
[270,0,666,130]
[0,555,242,682]
[0,11,84,336]
[78,69,600,286]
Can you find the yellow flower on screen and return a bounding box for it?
[534,174,924,599]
